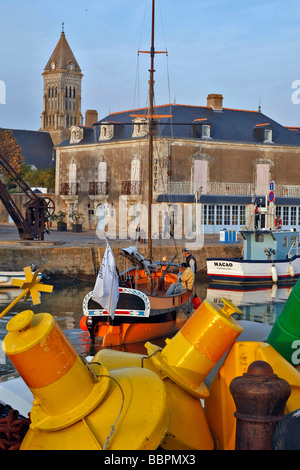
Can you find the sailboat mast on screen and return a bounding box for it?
[148,0,155,260]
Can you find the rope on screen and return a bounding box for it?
[94,372,125,450]
[0,406,30,450]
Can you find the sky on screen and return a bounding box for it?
[0,0,299,130]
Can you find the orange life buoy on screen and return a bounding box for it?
[275,217,282,229]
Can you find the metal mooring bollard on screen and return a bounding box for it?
[229,360,291,450]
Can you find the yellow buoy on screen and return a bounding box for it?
[92,297,243,450]
[145,298,243,398]
[3,310,170,450]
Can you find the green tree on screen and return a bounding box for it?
[20,164,55,193]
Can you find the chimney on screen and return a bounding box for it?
[207,94,223,110]
[85,110,98,127]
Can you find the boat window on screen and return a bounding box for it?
[291,236,298,248]
[283,237,287,247]
[88,293,146,310]
[255,234,264,242]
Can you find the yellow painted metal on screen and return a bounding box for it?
[0,266,53,319]
[3,310,170,450]
[205,341,300,450]
[145,298,243,398]
[90,298,243,450]
[4,311,55,355]
[92,348,214,450]
[21,366,169,450]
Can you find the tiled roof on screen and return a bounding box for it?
[2,129,54,168]
[59,103,300,147]
[44,32,82,74]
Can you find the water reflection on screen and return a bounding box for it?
[206,282,294,324]
[0,277,295,377]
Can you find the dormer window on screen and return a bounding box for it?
[254,123,274,144]
[70,126,83,144]
[99,122,114,140]
[193,118,212,139]
[132,117,148,137]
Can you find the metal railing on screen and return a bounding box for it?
[121,181,142,195]
[157,181,300,197]
[60,182,78,196]
[89,181,109,196]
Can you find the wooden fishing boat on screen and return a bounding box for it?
[80,251,194,345]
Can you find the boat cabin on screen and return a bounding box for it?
[241,229,300,261]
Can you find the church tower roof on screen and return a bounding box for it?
[43,28,82,75]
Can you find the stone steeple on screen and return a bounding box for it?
[40,26,83,145]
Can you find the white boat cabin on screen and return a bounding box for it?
[241,229,300,261]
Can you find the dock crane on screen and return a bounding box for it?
[0,152,55,240]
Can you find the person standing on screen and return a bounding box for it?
[182,248,197,274]
[163,211,173,238]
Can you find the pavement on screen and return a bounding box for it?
[0,223,242,248]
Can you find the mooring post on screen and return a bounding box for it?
[229,360,291,450]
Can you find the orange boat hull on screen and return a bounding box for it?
[93,319,180,346]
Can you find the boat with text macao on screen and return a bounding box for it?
[207,228,300,284]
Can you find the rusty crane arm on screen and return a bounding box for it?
[0,153,55,240]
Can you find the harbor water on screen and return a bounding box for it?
[0,274,294,377]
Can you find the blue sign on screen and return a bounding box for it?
[269,190,275,202]
[270,181,275,191]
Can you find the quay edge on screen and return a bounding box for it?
[0,242,242,281]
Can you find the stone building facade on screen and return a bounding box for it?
[54,95,300,237]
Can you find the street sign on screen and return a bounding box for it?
[270,181,275,191]
[269,190,275,203]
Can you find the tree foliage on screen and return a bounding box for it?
[0,129,24,187]
[0,129,55,193]
[20,164,55,193]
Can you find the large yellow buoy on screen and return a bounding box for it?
[3,310,170,450]
[145,298,243,398]
[93,297,243,450]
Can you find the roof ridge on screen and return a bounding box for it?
[108,103,174,116]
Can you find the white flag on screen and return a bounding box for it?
[92,242,119,319]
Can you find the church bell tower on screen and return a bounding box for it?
[40,24,83,145]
